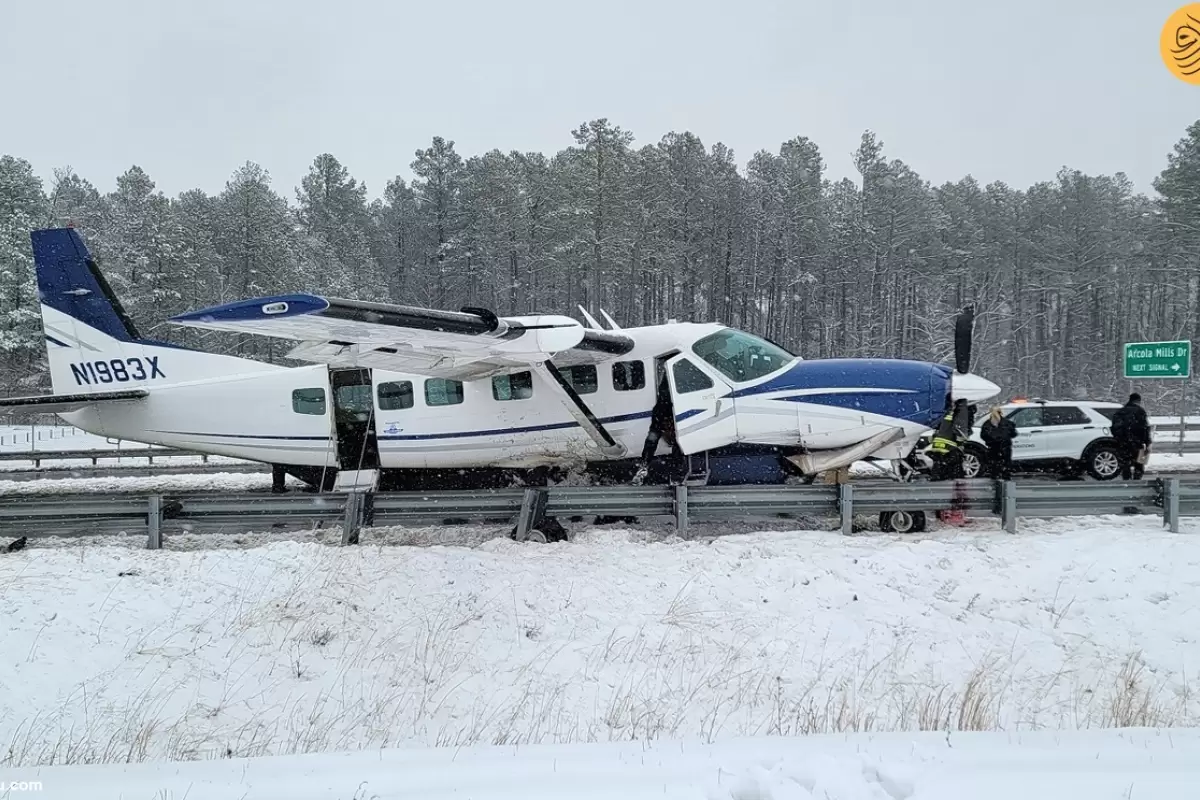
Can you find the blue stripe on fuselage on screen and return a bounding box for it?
[734,358,951,427]
[150,431,331,441]
[377,410,654,441]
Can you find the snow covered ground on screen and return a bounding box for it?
[9,728,1200,799]
[2,515,1199,777]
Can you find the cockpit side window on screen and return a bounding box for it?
[691,329,795,383]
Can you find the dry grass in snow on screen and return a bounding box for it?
[1,518,1199,768]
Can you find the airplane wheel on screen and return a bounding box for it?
[508,517,569,544]
[879,510,926,534]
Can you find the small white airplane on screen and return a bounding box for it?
[1,227,1000,499]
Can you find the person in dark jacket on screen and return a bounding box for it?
[979,405,1018,479]
[1111,393,1151,480]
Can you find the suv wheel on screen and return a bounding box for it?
[1084,444,1122,481]
[961,444,988,479]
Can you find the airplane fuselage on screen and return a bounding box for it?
[56,321,953,486]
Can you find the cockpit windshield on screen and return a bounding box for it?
[691,328,796,383]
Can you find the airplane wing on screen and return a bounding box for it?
[0,389,148,414]
[168,294,635,380]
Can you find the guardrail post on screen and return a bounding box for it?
[362,491,376,528]
[1002,480,1017,534]
[341,491,365,545]
[146,495,163,550]
[674,484,689,539]
[1164,477,1181,533]
[839,483,853,535]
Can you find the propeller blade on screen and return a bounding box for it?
[954,305,975,374]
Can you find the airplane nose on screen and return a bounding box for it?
[951,371,1001,403]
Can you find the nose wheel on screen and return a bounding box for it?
[879,509,927,533]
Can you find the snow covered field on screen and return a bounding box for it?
[2,516,1199,777]
[11,728,1200,799]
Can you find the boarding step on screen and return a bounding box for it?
[683,452,710,486]
[333,469,380,493]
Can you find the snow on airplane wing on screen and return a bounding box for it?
[168,294,635,380]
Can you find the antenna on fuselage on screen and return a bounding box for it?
[598,308,622,330]
[577,305,603,329]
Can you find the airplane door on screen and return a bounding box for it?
[663,354,740,455]
[329,367,381,471]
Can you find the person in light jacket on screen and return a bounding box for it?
[979,405,1017,480]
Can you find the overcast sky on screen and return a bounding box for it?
[3,0,1195,199]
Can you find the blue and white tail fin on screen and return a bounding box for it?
[33,227,277,397]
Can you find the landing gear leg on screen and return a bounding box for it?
[508,486,569,544]
[271,464,288,494]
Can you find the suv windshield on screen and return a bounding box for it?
[692,329,795,383]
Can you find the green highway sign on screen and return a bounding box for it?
[1123,340,1191,379]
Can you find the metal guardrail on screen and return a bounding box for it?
[1,420,1199,472]
[1163,479,1200,533]
[1151,421,1200,432]
[1006,481,1161,519]
[1,478,1196,549]
[0,447,215,466]
[373,489,526,524]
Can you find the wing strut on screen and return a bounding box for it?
[532,362,627,459]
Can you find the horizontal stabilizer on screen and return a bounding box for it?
[0,388,148,414]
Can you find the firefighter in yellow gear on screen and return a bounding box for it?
[928,399,970,481]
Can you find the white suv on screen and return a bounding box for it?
[959,400,1137,480]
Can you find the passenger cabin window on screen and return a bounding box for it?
[559,364,598,395]
[692,329,794,383]
[425,378,464,406]
[334,383,374,423]
[613,360,645,391]
[673,359,714,393]
[292,388,326,415]
[378,381,414,410]
[492,371,534,401]
[1043,406,1089,426]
